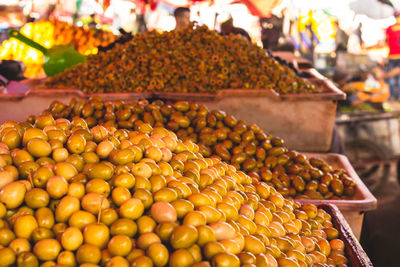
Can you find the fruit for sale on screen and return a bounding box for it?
[41,97,356,200]
[0,19,116,77]
[0,110,350,266]
[45,25,316,94]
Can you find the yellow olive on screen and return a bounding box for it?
[183,210,207,227]
[68,210,96,230]
[112,173,135,189]
[81,192,110,215]
[13,214,38,239]
[0,247,16,267]
[46,176,68,199]
[136,232,161,250]
[110,218,137,237]
[76,243,101,265]
[171,199,194,219]
[169,249,194,267]
[22,128,47,146]
[35,115,55,129]
[32,166,54,188]
[96,140,114,159]
[33,239,61,261]
[52,147,69,162]
[111,186,131,206]
[86,179,110,196]
[100,208,118,226]
[146,242,169,267]
[54,162,78,181]
[154,221,179,243]
[212,252,241,267]
[51,222,67,237]
[60,226,83,251]
[109,149,136,165]
[107,235,132,257]
[119,197,144,220]
[18,161,40,179]
[130,255,153,267]
[34,207,54,229]
[126,248,145,263]
[27,138,52,158]
[88,163,114,180]
[24,188,49,209]
[1,128,21,149]
[66,134,86,154]
[16,251,39,267]
[31,227,55,242]
[106,256,129,267]
[0,181,26,209]
[57,250,76,266]
[68,182,85,199]
[131,162,152,178]
[203,241,225,260]
[170,224,198,249]
[0,228,15,246]
[83,223,110,248]
[9,237,30,254]
[137,215,157,234]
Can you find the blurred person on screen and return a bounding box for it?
[220,16,251,42]
[333,71,349,89]
[88,13,97,29]
[260,14,283,50]
[0,60,25,82]
[174,7,190,31]
[385,10,400,99]
[334,20,348,53]
[347,22,362,54]
[104,0,138,33]
[381,65,400,79]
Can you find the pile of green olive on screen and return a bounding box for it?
[36,97,356,201]
[0,112,349,266]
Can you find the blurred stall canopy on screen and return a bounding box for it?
[350,0,394,19]
[157,0,281,17]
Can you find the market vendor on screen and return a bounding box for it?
[385,10,400,99]
[174,7,190,31]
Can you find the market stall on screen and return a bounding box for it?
[0,0,391,266]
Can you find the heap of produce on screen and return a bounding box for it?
[0,109,350,266]
[40,97,356,200]
[0,20,116,77]
[45,25,316,94]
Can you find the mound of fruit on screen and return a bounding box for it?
[0,110,350,267]
[44,25,316,94]
[0,20,116,77]
[40,97,356,201]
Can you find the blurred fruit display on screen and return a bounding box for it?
[0,20,116,78]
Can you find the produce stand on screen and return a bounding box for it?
[1,68,345,153]
[0,5,383,266]
[320,204,373,267]
[157,69,344,153]
[0,87,374,239]
[302,153,377,240]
